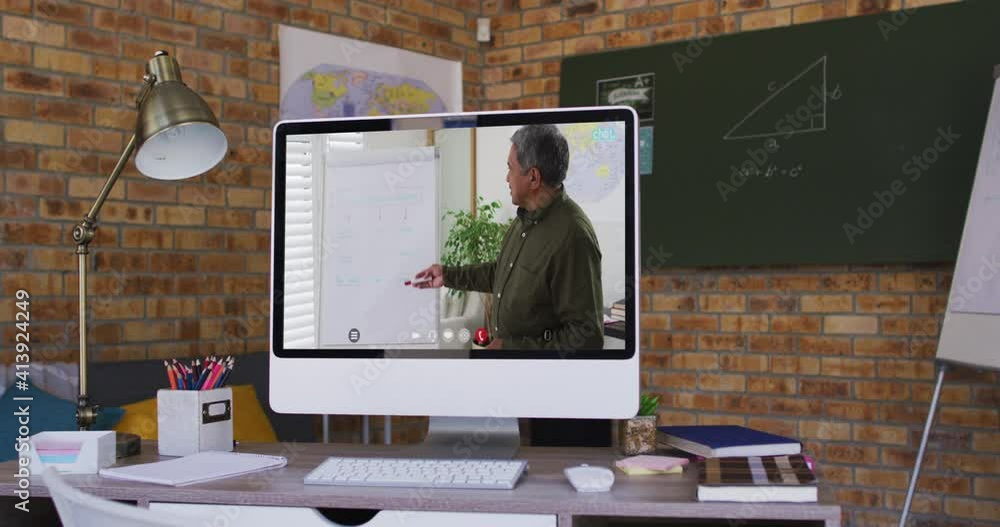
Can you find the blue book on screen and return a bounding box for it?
[657,425,801,458]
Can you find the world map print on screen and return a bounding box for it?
[559,122,627,203]
[281,65,448,119]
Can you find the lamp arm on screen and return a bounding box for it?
[71,131,138,430]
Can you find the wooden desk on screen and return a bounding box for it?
[0,442,840,527]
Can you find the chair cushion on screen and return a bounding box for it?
[113,384,277,443]
[0,382,124,462]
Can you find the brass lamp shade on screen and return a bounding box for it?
[134,52,228,180]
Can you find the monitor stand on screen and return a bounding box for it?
[413,416,520,459]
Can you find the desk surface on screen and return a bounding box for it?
[1,442,840,526]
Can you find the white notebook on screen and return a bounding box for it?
[99,452,287,486]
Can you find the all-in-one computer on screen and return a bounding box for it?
[270,107,640,488]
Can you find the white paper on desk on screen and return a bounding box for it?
[99,452,287,486]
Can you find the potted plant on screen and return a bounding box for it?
[441,197,512,334]
[618,393,661,455]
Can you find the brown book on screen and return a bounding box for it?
[698,454,817,503]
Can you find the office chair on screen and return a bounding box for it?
[41,468,196,527]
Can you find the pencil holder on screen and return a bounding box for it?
[157,387,233,457]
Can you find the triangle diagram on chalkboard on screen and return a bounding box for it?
[723,56,828,141]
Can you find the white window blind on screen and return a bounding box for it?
[282,133,364,349]
[283,136,318,348]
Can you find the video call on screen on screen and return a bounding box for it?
[281,121,627,352]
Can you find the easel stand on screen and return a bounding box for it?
[898,361,948,527]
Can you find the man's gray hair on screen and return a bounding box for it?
[510,124,569,187]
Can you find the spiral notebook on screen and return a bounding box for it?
[99,451,287,486]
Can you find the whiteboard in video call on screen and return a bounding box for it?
[318,147,439,347]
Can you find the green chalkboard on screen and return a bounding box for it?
[561,0,1000,266]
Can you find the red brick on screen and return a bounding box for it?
[525,7,563,25]
[247,0,290,19]
[800,379,849,398]
[676,0,720,19]
[2,222,62,245]
[800,420,851,440]
[3,15,66,46]
[67,127,122,153]
[881,316,939,337]
[880,272,937,292]
[824,315,877,334]
[856,467,908,489]
[651,294,694,311]
[699,294,745,312]
[772,275,821,291]
[0,40,31,66]
[68,79,120,104]
[800,294,853,312]
[825,400,877,421]
[156,205,205,226]
[857,294,910,313]
[720,314,768,332]
[4,68,64,96]
[629,10,672,27]
[856,380,909,400]
[698,373,745,391]
[698,335,745,351]
[672,314,717,331]
[822,272,876,291]
[0,248,29,270]
[584,14,625,33]
[799,335,851,355]
[290,8,329,31]
[770,356,820,375]
[0,94,32,119]
[854,424,909,445]
[769,397,822,416]
[564,35,604,56]
[1,272,62,295]
[748,295,797,312]
[771,315,821,333]
[202,32,247,55]
[847,0,901,16]
[878,359,935,379]
[719,354,769,372]
[822,357,876,377]
[853,337,908,357]
[939,408,999,428]
[122,228,172,249]
[199,254,245,273]
[524,42,562,60]
[175,231,226,250]
[748,376,795,394]
[748,335,795,353]
[648,332,695,350]
[826,444,879,464]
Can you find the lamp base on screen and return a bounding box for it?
[116,432,141,458]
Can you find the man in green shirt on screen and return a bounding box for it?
[411,124,605,351]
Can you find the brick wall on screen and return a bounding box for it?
[476,0,997,525]
[2,0,998,526]
[0,1,479,360]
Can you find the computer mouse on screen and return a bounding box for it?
[564,464,615,492]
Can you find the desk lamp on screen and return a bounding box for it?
[72,51,228,432]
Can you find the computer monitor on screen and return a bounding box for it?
[270,107,639,456]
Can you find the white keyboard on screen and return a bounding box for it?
[303,457,528,490]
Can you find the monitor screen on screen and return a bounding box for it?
[272,108,637,359]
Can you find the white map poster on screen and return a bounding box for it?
[278,25,462,119]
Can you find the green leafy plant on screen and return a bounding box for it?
[638,393,661,417]
[441,197,512,297]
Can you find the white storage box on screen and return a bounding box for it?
[28,431,116,475]
[157,388,233,457]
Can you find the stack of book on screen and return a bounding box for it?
[609,298,626,321]
[604,298,627,338]
[657,425,817,503]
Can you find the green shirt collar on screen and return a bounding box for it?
[517,188,566,223]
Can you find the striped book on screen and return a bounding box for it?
[697,455,817,503]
